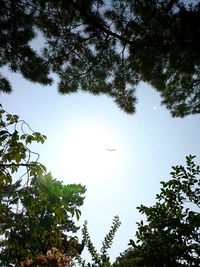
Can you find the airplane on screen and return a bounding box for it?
[106,148,116,151]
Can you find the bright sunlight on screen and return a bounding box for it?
[62,122,121,184]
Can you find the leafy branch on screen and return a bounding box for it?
[79,216,121,267]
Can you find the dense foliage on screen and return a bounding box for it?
[1,0,200,116]
[0,106,86,266]
[114,155,200,267]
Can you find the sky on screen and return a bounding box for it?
[1,66,200,262]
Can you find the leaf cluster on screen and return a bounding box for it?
[0,104,47,186]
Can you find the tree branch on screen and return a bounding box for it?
[0,163,34,168]
[68,0,131,45]
[68,0,194,49]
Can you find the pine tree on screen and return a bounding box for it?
[0,0,200,117]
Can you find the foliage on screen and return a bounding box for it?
[1,0,200,117]
[76,215,121,267]
[112,247,142,267]
[113,155,200,267]
[0,105,86,266]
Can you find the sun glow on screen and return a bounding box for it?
[62,123,120,184]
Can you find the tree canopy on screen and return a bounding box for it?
[113,155,200,267]
[0,105,86,266]
[1,0,200,117]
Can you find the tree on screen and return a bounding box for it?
[0,0,200,117]
[0,105,86,266]
[76,215,121,267]
[113,155,200,267]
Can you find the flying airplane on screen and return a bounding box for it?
[106,148,116,151]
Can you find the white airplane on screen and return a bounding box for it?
[106,148,116,151]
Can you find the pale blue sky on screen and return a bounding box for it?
[1,65,200,262]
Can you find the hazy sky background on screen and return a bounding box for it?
[1,64,200,262]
